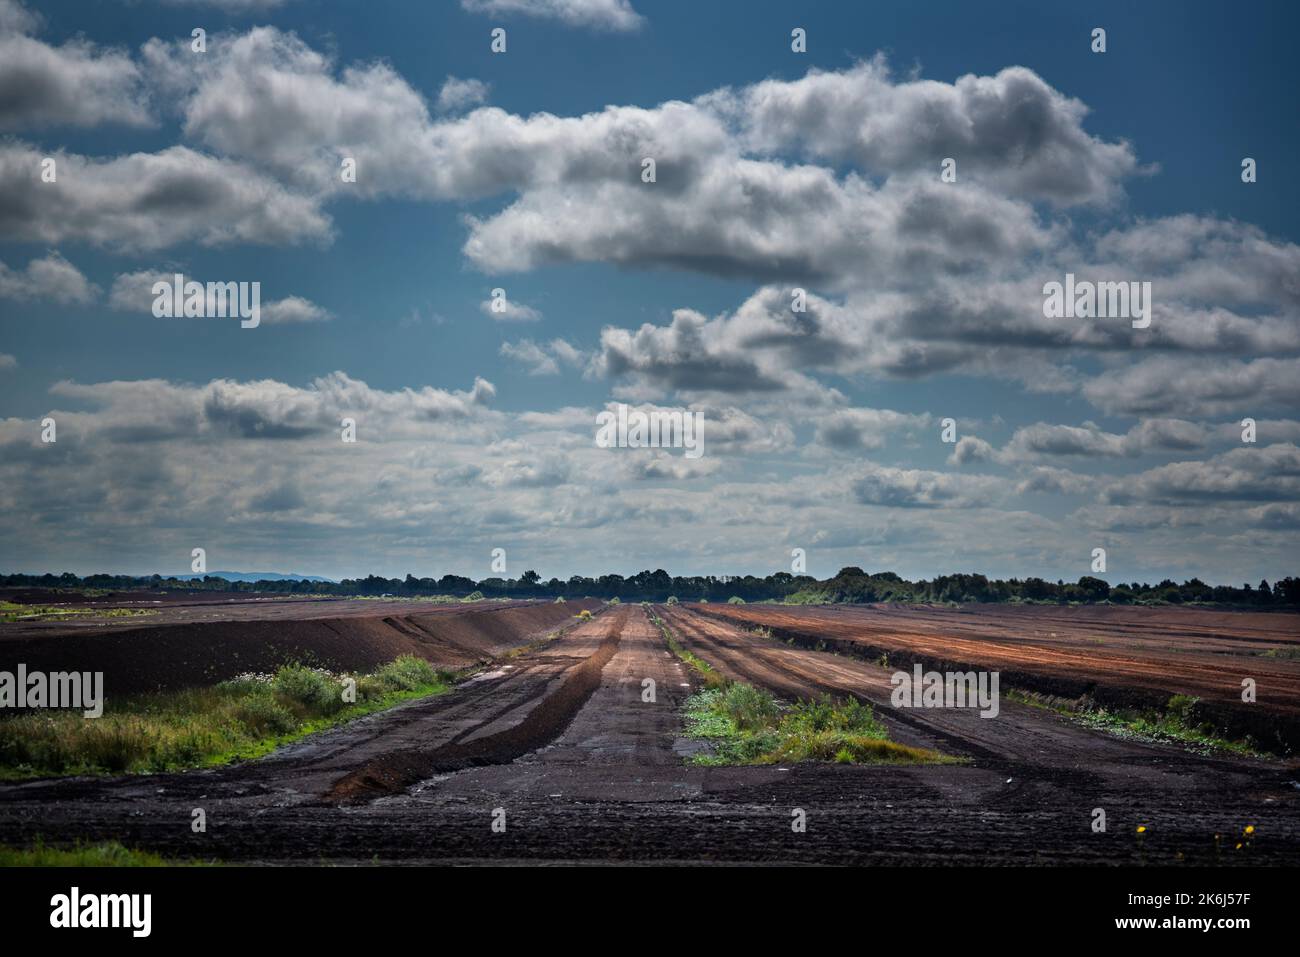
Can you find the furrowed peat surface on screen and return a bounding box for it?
[0,599,1295,864]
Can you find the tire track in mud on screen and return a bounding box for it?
[325,611,626,802]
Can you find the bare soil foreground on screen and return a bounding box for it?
[0,594,602,694]
[0,602,1297,865]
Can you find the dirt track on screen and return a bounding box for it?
[0,604,1296,865]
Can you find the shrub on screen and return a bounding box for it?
[727,596,745,604]
[355,675,387,699]
[372,655,438,692]
[666,596,679,605]
[272,664,344,714]
[576,609,594,621]
[229,695,296,736]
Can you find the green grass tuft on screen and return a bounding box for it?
[682,687,954,766]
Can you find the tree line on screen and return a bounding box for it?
[3,567,1298,607]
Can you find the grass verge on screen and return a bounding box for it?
[0,655,454,779]
[1006,689,1265,757]
[0,839,209,867]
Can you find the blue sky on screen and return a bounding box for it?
[1,0,1298,584]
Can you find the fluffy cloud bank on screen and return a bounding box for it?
[1,10,1295,583]
[15,18,1289,415]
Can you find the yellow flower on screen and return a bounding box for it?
[1136,825,1146,834]
[1244,825,1255,835]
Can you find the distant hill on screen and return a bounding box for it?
[169,571,337,584]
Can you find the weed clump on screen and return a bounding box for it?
[682,687,953,767]
[273,664,345,715]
